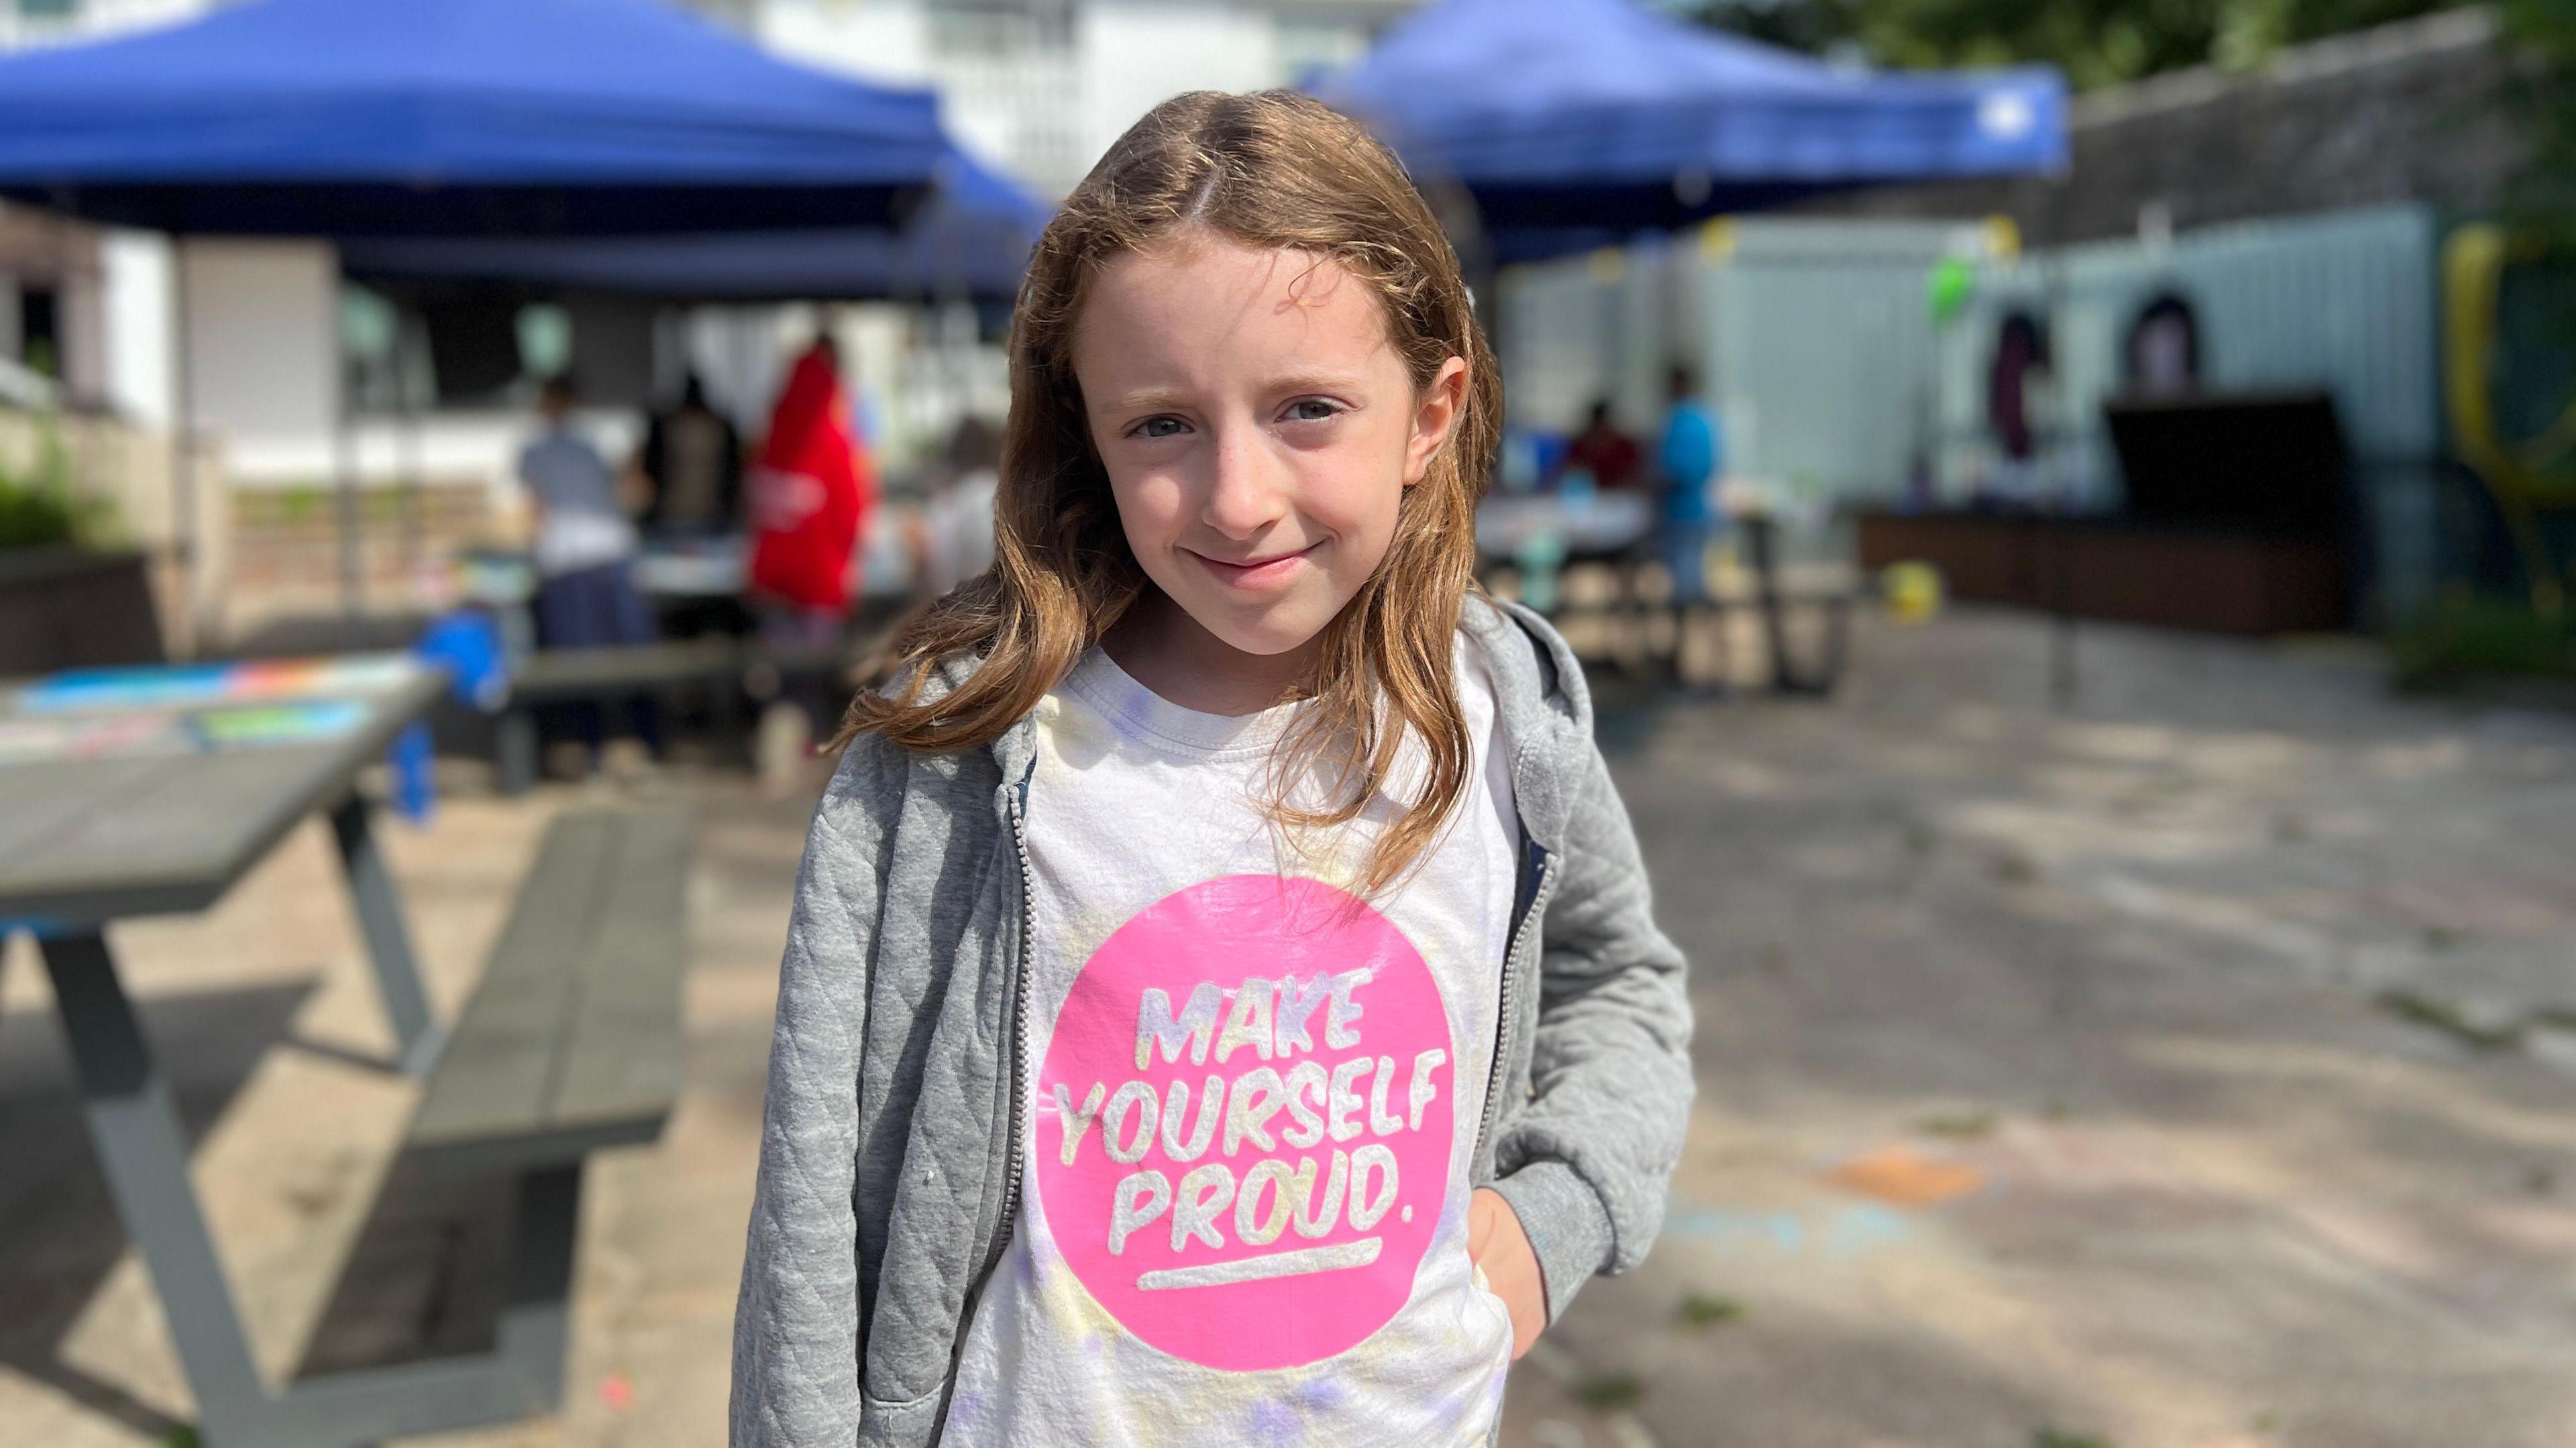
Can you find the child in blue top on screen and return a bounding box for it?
[1656,362,1725,605]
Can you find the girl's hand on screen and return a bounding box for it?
[1469,1186,1546,1359]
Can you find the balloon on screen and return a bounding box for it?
[1882,561,1945,624]
[1927,256,1976,325]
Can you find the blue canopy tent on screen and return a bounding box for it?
[0,0,949,235]
[1311,0,2066,260]
[0,0,972,649]
[337,146,1049,302]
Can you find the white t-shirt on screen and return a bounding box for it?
[945,637,1520,1447]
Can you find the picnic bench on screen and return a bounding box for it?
[493,638,741,793]
[409,807,692,1176]
[1485,510,1857,695]
[2,651,697,1447]
[492,612,899,793]
[1688,513,1853,695]
[341,806,694,1446]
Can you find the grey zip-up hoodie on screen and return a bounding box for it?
[731,596,1692,1447]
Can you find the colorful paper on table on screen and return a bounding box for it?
[0,700,373,763]
[191,700,372,748]
[0,714,187,763]
[12,656,417,716]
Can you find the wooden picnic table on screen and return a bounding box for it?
[1475,500,1857,695]
[1475,488,1658,563]
[0,655,447,935]
[0,654,605,1447]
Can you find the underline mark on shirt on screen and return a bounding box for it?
[1133,1237,1383,1291]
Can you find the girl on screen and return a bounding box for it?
[733,91,1692,1448]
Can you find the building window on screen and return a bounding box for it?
[2124,292,2203,398]
[516,303,572,382]
[928,0,1071,57]
[16,284,60,379]
[1277,18,1368,88]
[928,0,1081,194]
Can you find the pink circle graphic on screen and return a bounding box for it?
[1033,873,1456,1371]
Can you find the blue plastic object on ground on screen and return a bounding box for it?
[396,610,513,824]
[389,723,437,824]
[416,610,511,714]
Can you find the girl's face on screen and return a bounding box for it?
[1074,234,1468,665]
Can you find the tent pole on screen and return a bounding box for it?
[331,268,362,640]
[398,308,425,590]
[2043,177,2078,710]
[169,232,201,658]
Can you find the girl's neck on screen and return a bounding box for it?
[1102,592,1320,717]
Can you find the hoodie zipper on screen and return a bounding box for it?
[942,771,1038,1406]
[1470,838,1556,1174]
[992,780,1037,1262]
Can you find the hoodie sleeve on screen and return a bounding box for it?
[1489,718,1695,1324]
[731,734,909,1447]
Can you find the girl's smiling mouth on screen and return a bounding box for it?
[1187,541,1324,589]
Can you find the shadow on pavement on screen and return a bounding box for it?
[292,1156,517,1377]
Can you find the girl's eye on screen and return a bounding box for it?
[1130,416,1189,440]
[1283,398,1342,423]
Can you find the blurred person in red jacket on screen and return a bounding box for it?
[744,333,875,785]
[747,333,874,643]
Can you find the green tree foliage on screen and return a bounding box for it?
[1684,0,2570,198]
[1680,0,1868,57]
[0,429,105,550]
[0,469,83,549]
[1688,0,2470,89]
[2497,0,2575,211]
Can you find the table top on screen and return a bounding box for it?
[456,541,748,604]
[0,655,445,927]
[1477,490,1658,561]
[633,535,747,599]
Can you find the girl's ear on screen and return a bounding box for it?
[1402,355,1471,487]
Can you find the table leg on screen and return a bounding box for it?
[495,707,539,796]
[1746,514,1799,693]
[38,930,281,1443]
[327,795,443,1076]
[41,930,580,1447]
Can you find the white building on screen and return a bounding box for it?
[758,0,1395,199]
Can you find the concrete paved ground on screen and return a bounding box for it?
[5,606,2574,1447]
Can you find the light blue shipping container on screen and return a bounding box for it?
[1940,204,2440,616]
[1499,203,2445,618]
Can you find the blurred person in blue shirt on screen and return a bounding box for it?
[1656,362,1724,604]
[519,374,661,771]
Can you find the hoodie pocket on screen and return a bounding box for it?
[857,1383,948,1448]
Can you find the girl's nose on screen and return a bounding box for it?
[1198,422,1287,539]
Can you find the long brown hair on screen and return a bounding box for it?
[842,89,1502,895]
